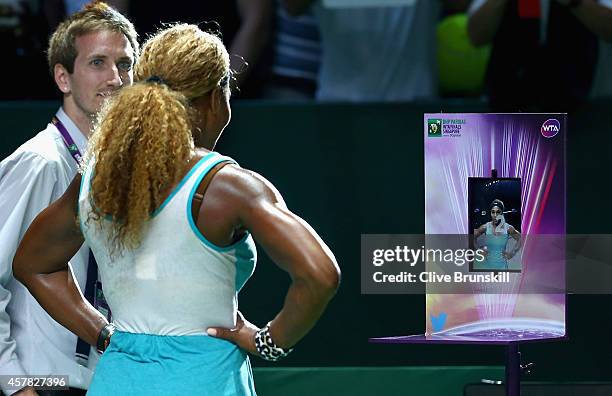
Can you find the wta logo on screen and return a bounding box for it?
[541,119,560,138]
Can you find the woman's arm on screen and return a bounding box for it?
[558,0,612,42]
[205,166,340,352]
[474,224,487,239]
[230,0,273,89]
[505,226,522,259]
[509,226,521,245]
[467,0,508,47]
[12,175,108,347]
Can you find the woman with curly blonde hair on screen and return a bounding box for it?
[12,24,340,395]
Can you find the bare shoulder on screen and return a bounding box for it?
[200,164,287,232]
[210,164,284,206]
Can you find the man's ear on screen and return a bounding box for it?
[54,64,71,94]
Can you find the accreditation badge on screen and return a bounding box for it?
[93,280,112,322]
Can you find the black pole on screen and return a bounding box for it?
[505,343,521,396]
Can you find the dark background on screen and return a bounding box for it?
[1,99,610,381]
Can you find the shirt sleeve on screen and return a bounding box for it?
[0,151,59,395]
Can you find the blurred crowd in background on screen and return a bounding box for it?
[1,0,611,111]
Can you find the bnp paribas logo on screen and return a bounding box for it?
[428,119,442,137]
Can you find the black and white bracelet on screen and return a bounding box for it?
[254,322,293,361]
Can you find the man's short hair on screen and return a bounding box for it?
[47,1,139,75]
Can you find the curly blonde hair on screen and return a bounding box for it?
[84,24,230,253]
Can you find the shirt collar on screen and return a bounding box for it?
[55,107,88,155]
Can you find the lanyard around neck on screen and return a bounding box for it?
[52,116,83,164]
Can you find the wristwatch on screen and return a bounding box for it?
[96,323,116,354]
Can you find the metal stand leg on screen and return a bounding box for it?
[505,343,521,396]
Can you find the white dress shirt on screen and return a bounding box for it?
[0,108,94,394]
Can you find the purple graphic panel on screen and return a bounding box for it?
[424,114,566,339]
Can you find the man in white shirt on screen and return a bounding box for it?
[0,3,138,395]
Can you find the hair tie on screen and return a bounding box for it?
[145,75,167,85]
